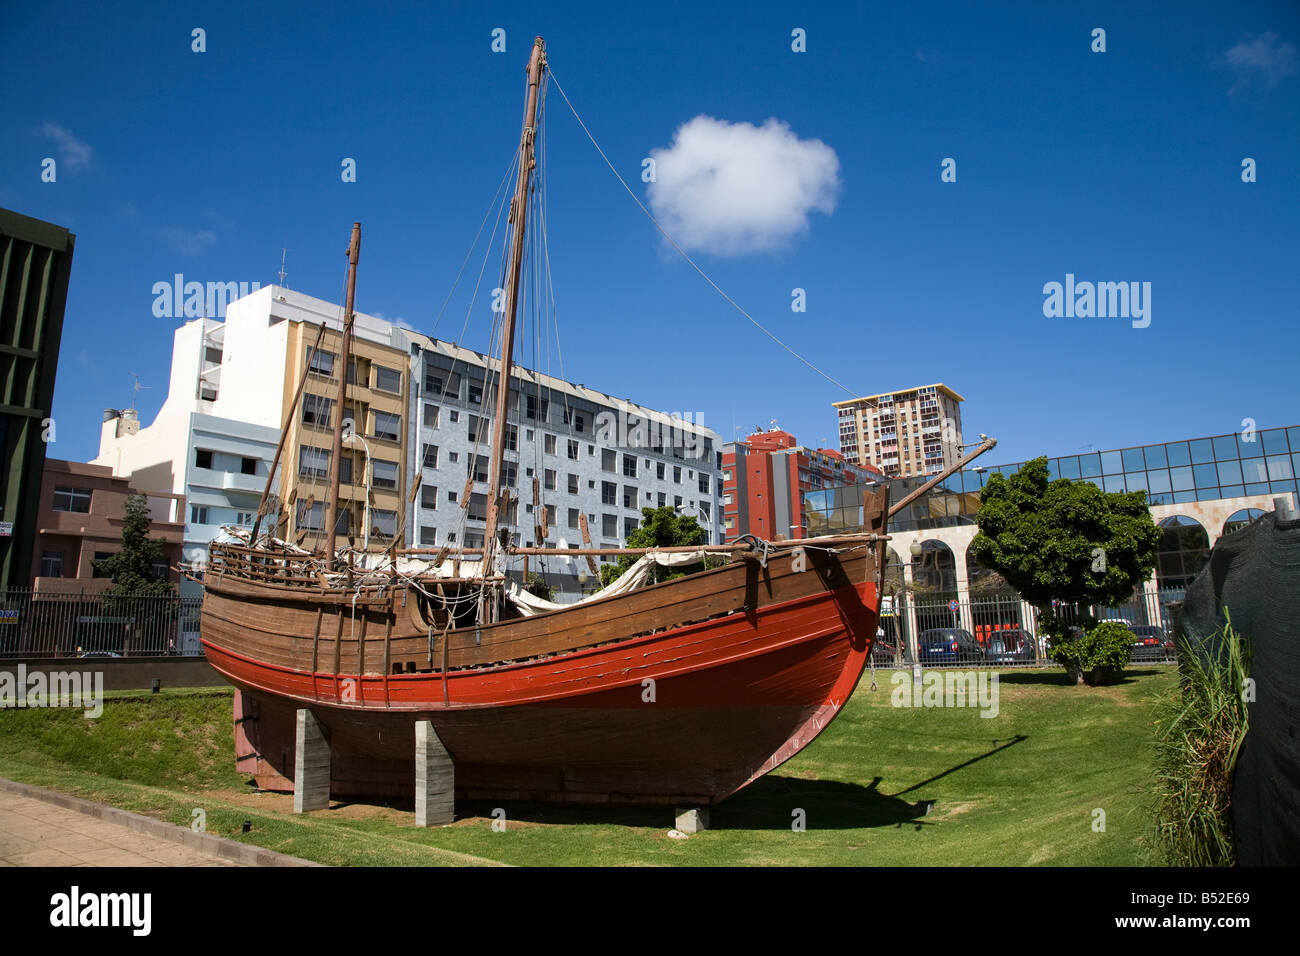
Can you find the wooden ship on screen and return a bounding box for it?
[197,37,993,810]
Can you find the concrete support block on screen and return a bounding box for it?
[293,709,330,813]
[675,806,709,834]
[415,719,455,826]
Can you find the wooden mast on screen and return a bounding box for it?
[482,36,547,573]
[324,222,362,562]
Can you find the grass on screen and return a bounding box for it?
[0,668,1177,866]
[1148,620,1250,866]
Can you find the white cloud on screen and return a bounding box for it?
[647,116,840,257]
[155,226,217,256]
[39,121,93,171]
[1223,32,1297,92]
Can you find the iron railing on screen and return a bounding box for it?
[0,589,204,659]
[874,588,1182,668]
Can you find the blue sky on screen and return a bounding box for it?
[3,0,1297,466]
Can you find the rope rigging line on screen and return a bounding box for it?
[547,69,862,400]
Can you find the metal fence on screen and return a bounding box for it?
[0,589,204,659]
[874,588,1183,668]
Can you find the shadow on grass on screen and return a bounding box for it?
[410,735,1032,832]
[991,668,1168,688]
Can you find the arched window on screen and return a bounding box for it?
[883,548,905,596]
[913,540,957,595]
[966,542,1014,595]
[1155,515,1210,590]
[1221,508,1264,538]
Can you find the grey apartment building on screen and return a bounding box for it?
[405,335,723,596]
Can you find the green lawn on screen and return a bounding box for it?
[0,668,1175,866]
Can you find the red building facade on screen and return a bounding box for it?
[721,429,884,542]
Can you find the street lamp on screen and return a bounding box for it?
[343,423,373,557]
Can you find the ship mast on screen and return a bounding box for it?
[324,221,361,562]
[483,36,547,571]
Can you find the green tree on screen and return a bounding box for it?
[599,506,709,587]
[93,494,175,597]
[969,457,1159,639]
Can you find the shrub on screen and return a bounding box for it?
[1049,621,1133,684]
[1148,618,1250,866]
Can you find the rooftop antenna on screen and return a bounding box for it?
[278,247,288,288]
[128,372,150,411]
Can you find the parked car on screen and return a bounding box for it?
[983,628,1040,664]
[918,628,984,664]
[1128,625,1175,662]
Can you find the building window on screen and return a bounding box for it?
[601,481,617,505]
[567,473,579,495]
[467,493,489,522]
[371,509,398,539]
[601,449,617,472]
[241,457,257,476]
[657,492,666,507]
[191,505,210,525]
[673,466,682,483]
[624,518,638,538]
[623,485,637,509]
[194,449,213,469]
[622,454,637,478]
[39,550,63,578]
[303,394,332,428]
[236,511,254,526]
[422,443,438,469]
[373,411,401,442]
[421,485,438,510]
[468,381,484,405]
[374,366,402,393]
[340,455,354,485]
[298,446,330,478]
[423,403,440,428]
[567,439,579,461]
[467,455,489,484]
[544,433,557,455]
[656,462,665,480]
[602,514,618,537]
[420,525,437,545]
[545,469,557,491]
[372,459,399,490]
[308,349,335,377]
[52,486,91,513]
[568,507,580,529]
[698,474,711,494]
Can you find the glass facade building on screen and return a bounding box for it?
[805,426,1300,536]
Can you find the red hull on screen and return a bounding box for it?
[212,577,880,804]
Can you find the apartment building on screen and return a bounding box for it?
[834,383,965,478]
[31,458,185,595]
[93,318,281,596]
[100,285,722,598]
[721,428,884,542]
[404,334,724,594]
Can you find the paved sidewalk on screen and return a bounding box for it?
[0,780,318,867]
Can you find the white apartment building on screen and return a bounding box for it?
[96,286,723,600]
[834,383,965,478]
[92,318,280,598]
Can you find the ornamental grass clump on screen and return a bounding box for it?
[1148,617,1250,867]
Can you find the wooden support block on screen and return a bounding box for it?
[675,806,709,834]
[414,719,455,826]
[293,709,331,813]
